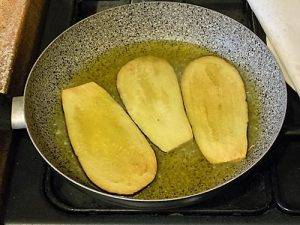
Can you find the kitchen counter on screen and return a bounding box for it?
[0,0,45,214]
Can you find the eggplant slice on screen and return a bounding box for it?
[181,56,248,164]
[62,82,157,195]
[117,56,193,152]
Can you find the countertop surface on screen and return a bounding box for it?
[0,0,29,93]
[0,0,45,214]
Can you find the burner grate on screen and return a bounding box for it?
[44,166,272,215]
[272,89,300,215]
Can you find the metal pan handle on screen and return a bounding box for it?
[0,94,26,130]
[11,96,26,129]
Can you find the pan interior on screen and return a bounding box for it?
[24,2,286,201]
[48,40,260,199]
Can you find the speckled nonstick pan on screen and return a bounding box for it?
[0,2,286,208]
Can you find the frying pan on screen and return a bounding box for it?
[0,2,287,209]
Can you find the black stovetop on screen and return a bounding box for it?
[4,0,300,224]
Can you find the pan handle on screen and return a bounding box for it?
[0,93,12,131]
[0,94,26,130]
[11,96,26,129]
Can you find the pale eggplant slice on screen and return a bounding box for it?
[181,56,248,164]
[62,82,157,195]
[117,56,193,152]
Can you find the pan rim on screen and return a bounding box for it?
[23,1,287,203]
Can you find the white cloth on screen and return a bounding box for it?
[247,0,300,96]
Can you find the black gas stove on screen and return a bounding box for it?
[4,0,300,224]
